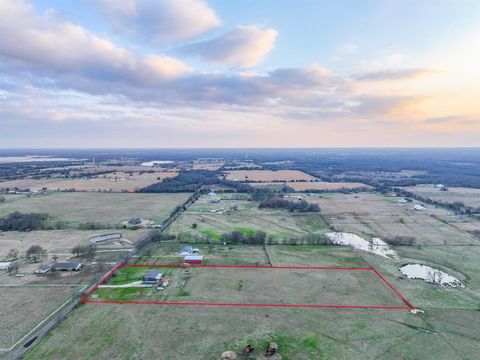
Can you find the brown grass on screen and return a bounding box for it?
[224,170,318,182]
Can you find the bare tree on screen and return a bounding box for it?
[26,245,47,263]
[8,248,19,260]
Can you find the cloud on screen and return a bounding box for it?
[353,68,434,81]
[0,0,192,87]
[350,95,421,116]
[94,0,220,44]
[181,26,278,67]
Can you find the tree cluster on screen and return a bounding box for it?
[259,198,320,212]
[384,236,416,246]
[0,211,48,231]
[72,243,96,258]
[220,230,267,245]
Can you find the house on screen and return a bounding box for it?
[0,262,12,271]
[179,246,200,255]
[184,255,204,264]
[144,270,163,283]
[413,204,426,211]
[34,263,52,274]
[51,262,82,271]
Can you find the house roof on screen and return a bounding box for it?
[52,262,82,271]
[144,270,162,279]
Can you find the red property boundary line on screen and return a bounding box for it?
[81,264,414,310]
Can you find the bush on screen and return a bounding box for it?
[384,236,416,246]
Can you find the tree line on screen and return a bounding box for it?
[258,197,320,212]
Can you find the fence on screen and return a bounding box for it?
[1,189,202,360]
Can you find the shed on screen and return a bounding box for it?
[184,255,204,264]
[0,262,12,270]
[413,204,426,211]
[144,269,163,283]
[51,262,82,271]
[34,263,52,274]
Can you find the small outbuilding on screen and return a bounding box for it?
[51,262,82,271]
[0,262,12,271]
[179,246,199,255]
[184,255,204,264]
[144,269,163,283]
[34,263,52,274]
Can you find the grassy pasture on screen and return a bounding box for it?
[168,194,329,242]
[0,192,191,228]
[402,185,480,209]
[310,193,480,245]
[91,265,406,307]
[0,287,79,349]
[24,243,480,360]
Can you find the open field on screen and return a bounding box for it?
[88,265,407,308]
[168,194,329,242]
[223,169,318,182]
[250,181,372,191]
[402,185,480,209]
[0,170,176,192]
[0,229,147,258]
[0,287,79,349]
[0,192,191,227]
[309,193,480,245]
[23,244,480,360]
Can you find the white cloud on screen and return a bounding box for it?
[0,0,192,87]
[182,26,278,67]
[94,0,220,44]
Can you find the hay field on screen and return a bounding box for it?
[0,192,191,227]
[168,194,329,241]
[402,185,480,209]
[223,169,318,182]
[310,193,480,245]
[0,171,176,192]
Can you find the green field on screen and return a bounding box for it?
[168,194,329,242]
[0,192,191,228]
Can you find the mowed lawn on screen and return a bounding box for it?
[310,193,480,245]
[168,194,329,242]
[0,192,191,227]
[24,244,480,360]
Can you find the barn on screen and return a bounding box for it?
[184,255,204,264]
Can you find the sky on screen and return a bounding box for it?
[0,0,479,148]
